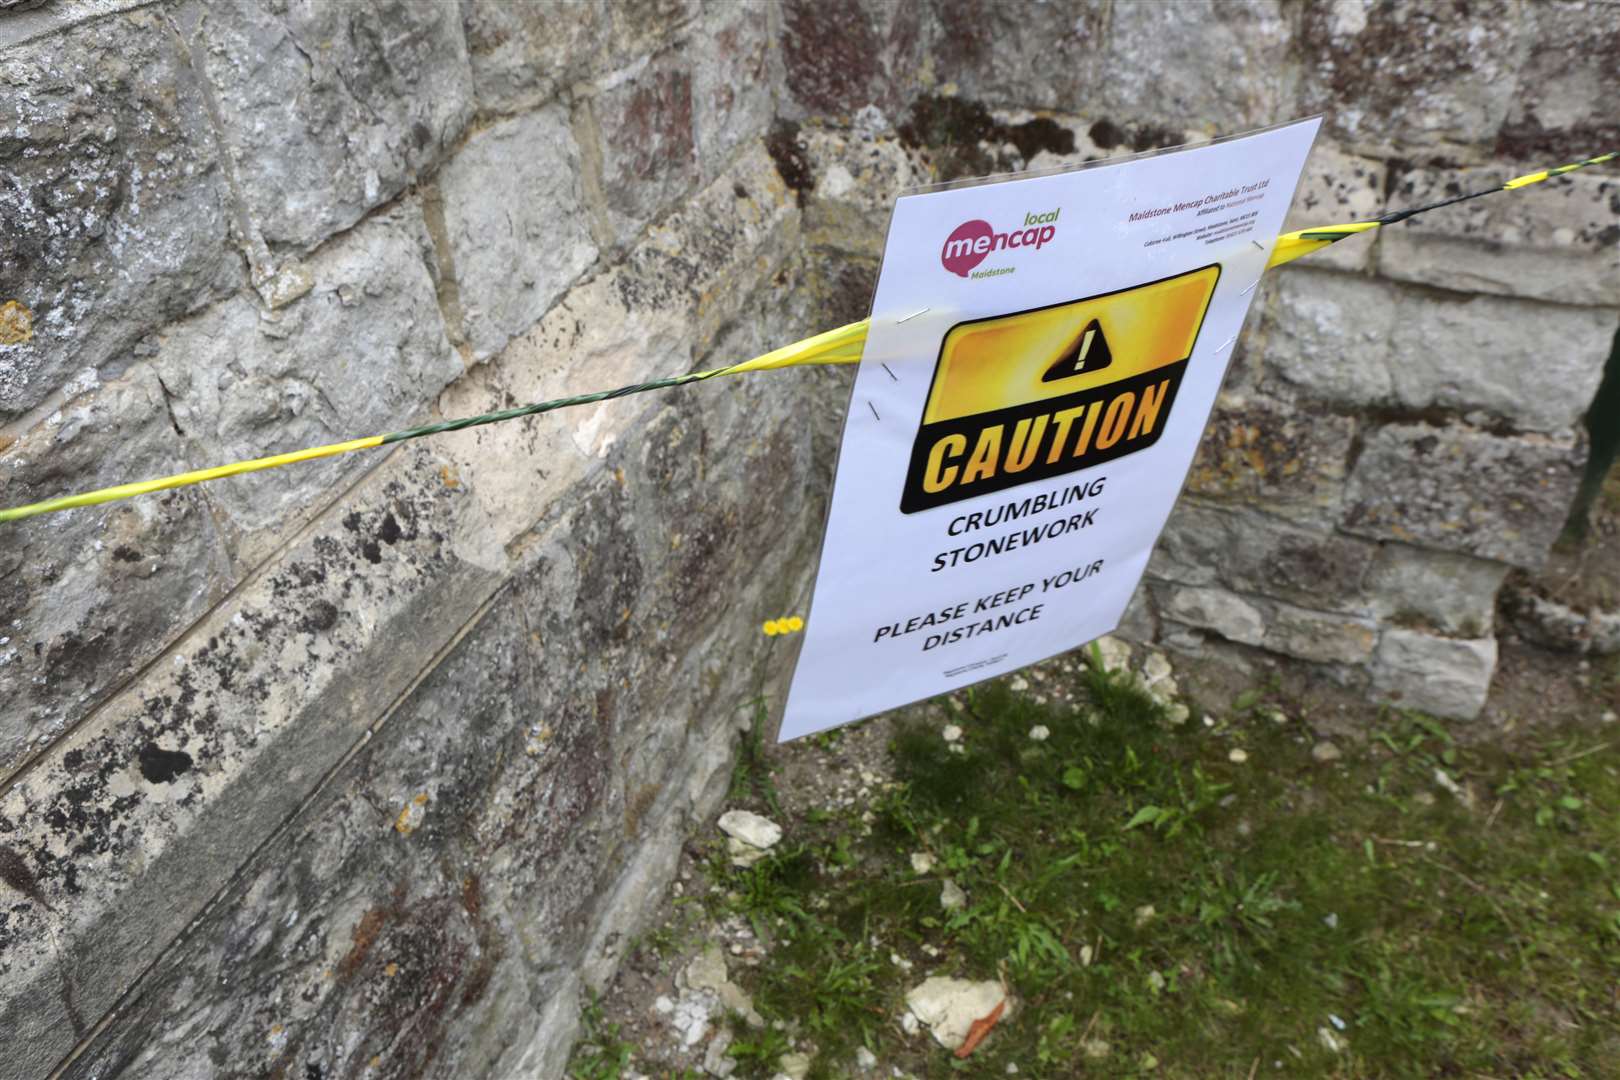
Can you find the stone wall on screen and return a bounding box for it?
[0,2,1614,1077]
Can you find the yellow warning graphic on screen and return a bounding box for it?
[902,264,1220,513]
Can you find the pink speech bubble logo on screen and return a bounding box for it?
[940,219,995,277]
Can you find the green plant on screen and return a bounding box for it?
[568,994,635,1080]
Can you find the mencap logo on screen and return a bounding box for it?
[940,210,1061,277]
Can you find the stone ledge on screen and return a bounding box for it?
[1378,166,1620,306]
[1258,268,1616,436]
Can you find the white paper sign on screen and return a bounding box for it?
[781,120,1320,741]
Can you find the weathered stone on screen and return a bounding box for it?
[1150,501,1376,616]
[0,8,241,419]
[149,201,463,554]
[904,976,1012,1052]
[1263,602,1378,666]
[1385,292,1614,433]
[436,108,599,363]
[1379,166,1620,306]
[1256,269,1402,408]
[1155,585,1265,646]
[0,369,233,781]
[178,0,474,255]
[915,0,1108,112]
[1365,543,1511,638]
[778,0,925,120]
[1500,584,1620,656]
[1102,0,1294,135]
[0,139,813,1079]
[1498,0,1620,162]
[800,127,923,257]
[1259,270,1614,434]
[591,51,700,245]
[1371,628,1498,719]
[0,1,154,49]
[459,0,693,115]
[1342,424,1585,568]
[1298,0,1529,158]
[1280,143,1388,273]
[717,809,782,851]
[1185,392,1358,527]
[688,2,775,182]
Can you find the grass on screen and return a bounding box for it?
[569,994,639,1080]
[691,659,1620,1078]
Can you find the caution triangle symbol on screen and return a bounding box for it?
[1043,318,1114,382]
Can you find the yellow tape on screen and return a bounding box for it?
[1266,221,1380,268]
[0,436,384,523]
[724,320,868,374]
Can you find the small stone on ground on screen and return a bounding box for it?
[904,976,1012,1051]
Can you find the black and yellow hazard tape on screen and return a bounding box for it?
[1266,150,1617,268]
[1,151,1612,526]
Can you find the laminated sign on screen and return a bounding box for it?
[780,119,1320,741]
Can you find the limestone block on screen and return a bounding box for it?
[0,8,241,418]
[913,0,1109,112]
[778,0,927,119]
[1101,0,1294,135]
[1371,628,1498,719]
[1386,293,1614,435]
[181,0,474,253]
[437,109,600,363]
[1365,542,1511,638]
[459,0,694,115]
[592,51,701,245]
[1185,392,1358,528]
[1342,424,1585,568]
[1379,165,1620,306]
[149,202,462,551]
[1258,269,1402,408]
[1149,501,1376,616]
[1281,144,1388,273]
[689,1,776,182]
[1498,0,1620,162]
[1155,585,1265,646]
[0,370,232,781]
[1261,271,1615,435]
[1298,0,1528,158]
[1263,602,1378,666]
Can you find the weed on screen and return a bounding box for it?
[729,699,781,818]
[569,994,636,1080]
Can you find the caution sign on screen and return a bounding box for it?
[780,118,1319,742]
[901,265,1220,512]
